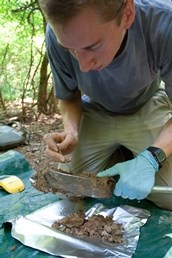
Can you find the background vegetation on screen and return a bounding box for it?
[0,0,57,120]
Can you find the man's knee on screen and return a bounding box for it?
[147,193,172,211]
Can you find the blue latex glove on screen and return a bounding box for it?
[97,150,159,200]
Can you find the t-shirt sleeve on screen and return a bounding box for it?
[45,25,78,100]
[159,25,172,87]
[160,22,172,100]
[153,10,172,97]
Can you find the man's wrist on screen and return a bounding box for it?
[147,146,166,169]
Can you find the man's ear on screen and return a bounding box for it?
[123,0,135,30]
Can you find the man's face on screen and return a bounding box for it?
[53,4,134,72]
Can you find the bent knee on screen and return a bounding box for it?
[147,193,172,211]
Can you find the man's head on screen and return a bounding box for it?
[39,0,135,72]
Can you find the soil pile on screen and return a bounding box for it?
[52,210,123,244]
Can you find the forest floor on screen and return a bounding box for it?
[0,103,63,172]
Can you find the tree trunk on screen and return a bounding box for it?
[37,52,49,113]
[0,87,6,110]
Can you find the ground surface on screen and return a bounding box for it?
[0,105,63,172]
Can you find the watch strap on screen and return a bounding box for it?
[147,146,166,169]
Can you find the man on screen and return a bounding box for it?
[39,0,172,210]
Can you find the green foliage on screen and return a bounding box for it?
[0,0,45,102]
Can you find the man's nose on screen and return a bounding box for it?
[75,50,96,72]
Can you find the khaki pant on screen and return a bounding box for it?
[59,89,172,210]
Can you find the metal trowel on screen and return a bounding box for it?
[30,169,115,198]
[30,168,172,198]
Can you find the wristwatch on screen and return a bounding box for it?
[147,146,166,169]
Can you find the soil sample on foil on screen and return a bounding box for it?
[52,210,123,244]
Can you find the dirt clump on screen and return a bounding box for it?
[52,210,123,244]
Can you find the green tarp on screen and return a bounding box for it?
[0,150,172,258]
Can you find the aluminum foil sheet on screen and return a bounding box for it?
[11,199,150,258]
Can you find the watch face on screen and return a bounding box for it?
[157,150,166,162]
[147,147,166,165]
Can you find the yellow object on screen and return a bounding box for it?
[0,175,25,193]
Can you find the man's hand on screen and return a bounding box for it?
[43,131,78,162]
[97,150,159,200]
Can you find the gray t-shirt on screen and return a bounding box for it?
[46,0,172,114]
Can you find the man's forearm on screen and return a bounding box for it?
[60,91,83,137]
[153,117,172,157]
